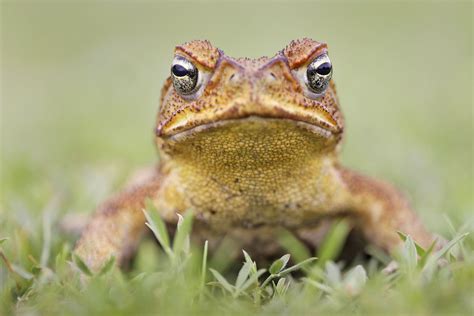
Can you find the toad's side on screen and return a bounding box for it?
[75,39,436,271]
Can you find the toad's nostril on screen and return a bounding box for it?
[229,73,243,84]
[266,72,277,82]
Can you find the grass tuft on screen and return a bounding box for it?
[1,209,473,315]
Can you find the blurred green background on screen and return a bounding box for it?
[1,1,472,235]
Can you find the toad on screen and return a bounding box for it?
[75,38,436,270]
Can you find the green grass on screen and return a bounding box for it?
[1,203,473,315]
[1,1,473,315]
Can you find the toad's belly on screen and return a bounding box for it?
[155,160,349,231]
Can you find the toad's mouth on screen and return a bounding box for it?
[156,104,343,139]
[159,115,339,143]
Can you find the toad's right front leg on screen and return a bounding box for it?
[74,169,162,271]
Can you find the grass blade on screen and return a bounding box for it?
[278,229,311,263]
[317,220,350,266]
[209,268,234,294]
[280,257,318,276]
[419,239,437,268]
[397,231,426,256]
[72,254,93,277]
[238,268,266,295]
[143,199,172,257]
[242,250,253,265]
[98,256,116,276]
[200,240,209,291]
[400,235,418,272]
[422,233,469,279]
[173,212,193,255]
[303,278,335,294]
[269,254,290,275]
[235,261,252,289]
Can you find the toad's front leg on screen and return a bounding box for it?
[336,166,437,254]
[74,168,162,271]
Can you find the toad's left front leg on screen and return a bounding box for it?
[336,166,437,254]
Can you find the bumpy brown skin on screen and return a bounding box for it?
[75,38,435,271]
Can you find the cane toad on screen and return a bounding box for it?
[75,38,436,270]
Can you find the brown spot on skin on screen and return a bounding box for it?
[282,38,328,69]
[175,40,220,69]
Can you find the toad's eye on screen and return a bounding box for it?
[305,54,333,95]
[171,56,199,95]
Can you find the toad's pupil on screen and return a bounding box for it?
[316,62,332,76]
[172,64,188,77]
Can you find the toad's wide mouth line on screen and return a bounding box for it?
[157,115,341,141]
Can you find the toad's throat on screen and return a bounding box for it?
[157,117,342,226]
